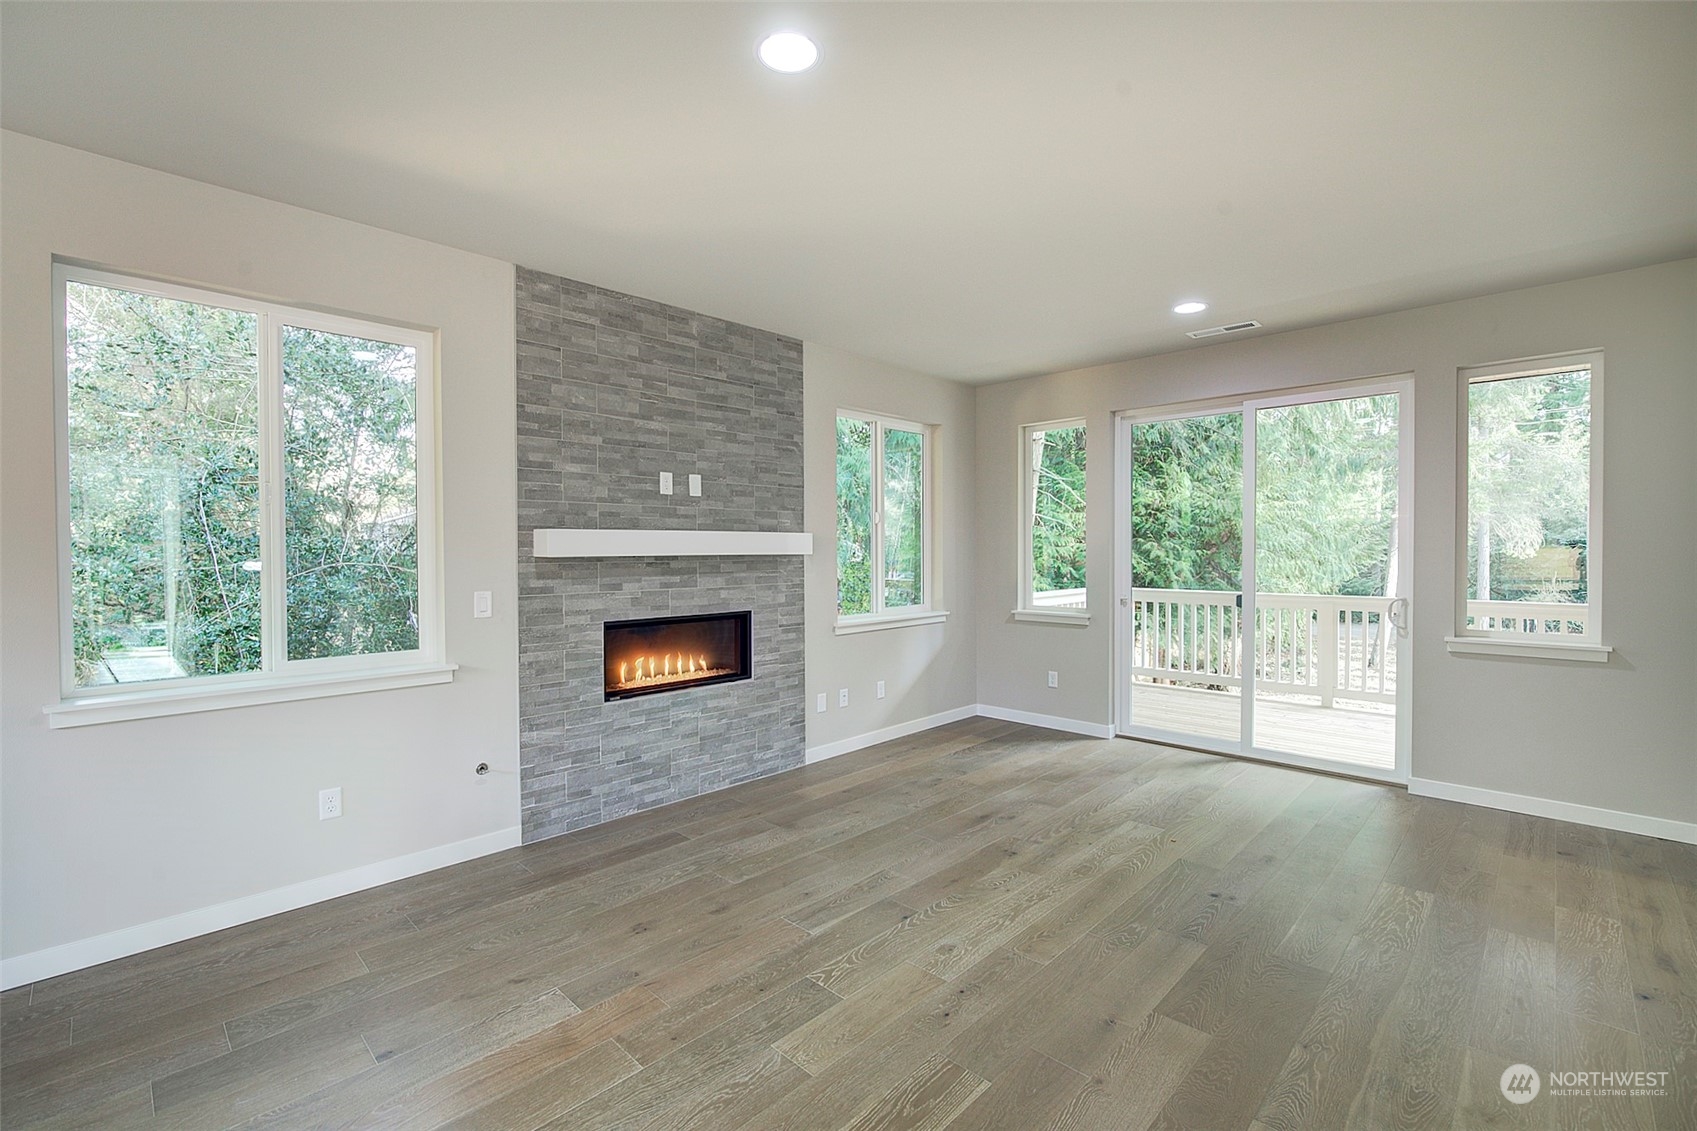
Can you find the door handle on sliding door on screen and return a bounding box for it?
[1387,597,1410,635]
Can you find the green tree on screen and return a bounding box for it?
[1467,371,1590,602]
[1131,414,1243,591]
[835,417,872,615]
[65,281,419,686]
[282,326,419,659]
[1254,395,1399,597]
[1029,425,1086,594]
[1131,400,1401,598]
[66,283,262,683]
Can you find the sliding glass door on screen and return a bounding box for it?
[1117,381,1412,782]
[1124,410,1246,746]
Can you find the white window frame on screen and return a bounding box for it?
[46,262,452,728]
[833,410,944,635]
[1447,349,1610,663]
[1015,418,1089,624]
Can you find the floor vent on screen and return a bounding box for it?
[1186,320,1263,339]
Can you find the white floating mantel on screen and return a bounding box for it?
[533,528,814,558]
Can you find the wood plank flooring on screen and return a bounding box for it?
[2,719,1693,1130]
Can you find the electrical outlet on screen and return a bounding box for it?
[876,680,886,700]
[1047,670,1059,689]
[318,787,342,821]
[816,692,827,713]
[659,471,674,495]
[838,687,850,708]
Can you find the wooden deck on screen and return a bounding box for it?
[1128,682,1396,770]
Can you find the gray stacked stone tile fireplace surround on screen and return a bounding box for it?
[515,267,806,842]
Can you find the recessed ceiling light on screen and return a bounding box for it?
[757,32,820,74]
[1173,301,1208,315]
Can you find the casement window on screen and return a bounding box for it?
[48,264,448,726]
[834,411,942,632]
[1016,420,1088,623]
[1449,350,1609,661]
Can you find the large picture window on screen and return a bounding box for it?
[53,264,442,719]
[1018,420,1087,620]
[836,412,933,626]
[1456,350,1603,655]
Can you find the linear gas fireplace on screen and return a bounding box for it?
[604,610,752,701]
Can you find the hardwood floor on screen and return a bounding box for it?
[2,719,1692,1129]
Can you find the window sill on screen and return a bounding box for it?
[1444,637,1612,664]
[1012,609,1091,626]
[43,663,459,729]
[834,611,950,636]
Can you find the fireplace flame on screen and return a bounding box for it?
[611,649,731,693]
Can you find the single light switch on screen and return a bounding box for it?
[816,692,828,713]
[473,591,492,618]
[688,474,702,497]
[659,472,674,495]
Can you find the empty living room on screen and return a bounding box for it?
[2,3,1694,1129]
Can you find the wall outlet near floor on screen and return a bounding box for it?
[1047,670,1059,689]
[876,680,886,700]
[816,692,828,713]
[838,687,850,708]
[318,787,342,821]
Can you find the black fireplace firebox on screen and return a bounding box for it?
[603,610,752,701]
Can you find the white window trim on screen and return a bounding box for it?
[43,663,459,729]
[1451,348,1605,662]
[49,262,448,721]
[1016,418,1088,622]
[834,410,940,629]
[833,610,950,636]
[1012,609,1090,626]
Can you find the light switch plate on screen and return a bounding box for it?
[876,680,886,699]
[688,474,702,497]
[816,692,827,713]
[659,472,674,495]
[1047,670,1059,688]
[473,591,492,618]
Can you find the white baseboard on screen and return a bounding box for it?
[974,703,1115,740]
[806,704,980,764]
[804,701,1114,765]
[1408,778,1697,845]
[0,826,522,990]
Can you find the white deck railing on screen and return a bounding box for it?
[1031,587,1088,610]
[1130,588,1398,706]
[1464,600,1588,637]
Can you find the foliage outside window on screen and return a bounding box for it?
[1461,355,1598,640]
[1020,422,1087,612]
[57,265,439,699]
[1130,400,1401,599]
[836,412,929,619]
[1130,413,1242,592]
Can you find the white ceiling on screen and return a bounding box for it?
[3,2,1693,382]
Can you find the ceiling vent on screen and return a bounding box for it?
[1185,320,1262,340]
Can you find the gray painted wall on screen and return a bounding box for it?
[802,343,980,752]
[515,267,806,841]
[974,258,1697,828]
[2,133,521,965]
